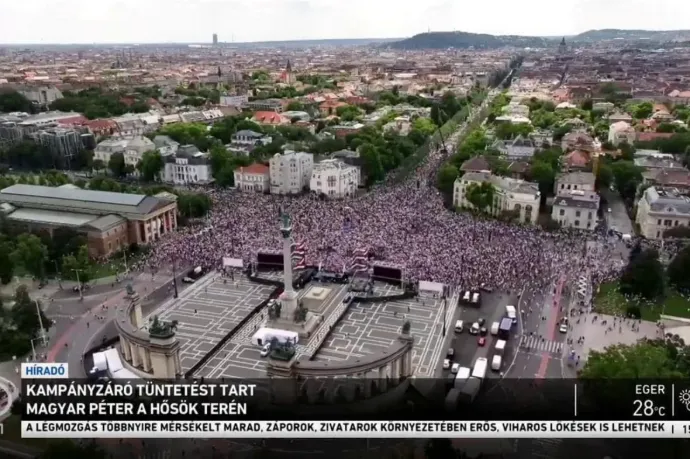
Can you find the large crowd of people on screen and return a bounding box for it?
[143,130,624,293]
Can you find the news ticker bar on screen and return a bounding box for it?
[20,379,690,421]
[20,421,690,439]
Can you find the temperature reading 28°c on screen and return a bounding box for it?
[633,399,666,417]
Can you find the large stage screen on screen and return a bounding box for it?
[372,265,402,284]
[257,252,284,271]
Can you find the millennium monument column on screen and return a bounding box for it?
[279,213,299,320]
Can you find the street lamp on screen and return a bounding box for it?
[73,269,83,300]
[34,300,47,346]
[172,255,179,299]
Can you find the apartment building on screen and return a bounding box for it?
[94,136,156,170]
[310,159,359,198]
[269,151,314,195]
[554,172,596,194]
[552,190,600,231]
[453,172,540,224]
[32,127,84,161]
[636,187,690,240]
[234,163,270,193]
[163,145,212,185]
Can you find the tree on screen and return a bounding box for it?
[0,90,34,113]
[0,236,14,284]
[619,248,664,300]
[529,161,556,196]
[137,150,165,181]
[335,105,362,122]
[610,160,643,201]
[465,182,496,212]
[436,165,459,195]
[61,245,91,285]
[92,159,106,172]
[286,101,305,111]
[177,193,212,218]
[668,246,690,293]
[581,99,593,111]
[11,284,52,339]
[11,234,48,280]
[108,152,127,177]
[579,342,685,378]
[596,162,613,189]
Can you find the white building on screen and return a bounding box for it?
[234,163,270,193]
[608,121,636,146]
[310,159,359,198]
[453,172,541,224]
[554,171,596,194]
[232,130,272,146]
[163,145,212,185]
[93,136,155,170]
[269,151,314,195]
[636,187,690,240]
[552,190,600,231]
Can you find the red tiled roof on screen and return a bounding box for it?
[56,115,89,126]
[636,132,674,142]
[319,100,346,108]
[236,163,269,174]
[252,111,286,124]
[564,150,590,168]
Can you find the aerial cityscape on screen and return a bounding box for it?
[2,4,690,457]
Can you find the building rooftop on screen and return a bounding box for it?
[6,208,97,227]
[2,184,145,206]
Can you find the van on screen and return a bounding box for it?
[454,320,464,333]
[471,292,480,304]
[505,305,517,324]
[495,339,506,355]
[490,321,500,336]
[491,355,502,371]
[462,291,471,303]
[472,358,488,379]
[455,366,471,389]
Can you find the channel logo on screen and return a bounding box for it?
[21,363,69,379]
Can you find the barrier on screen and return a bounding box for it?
[419,280,445,295]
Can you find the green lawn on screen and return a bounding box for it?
[594,281,690,321]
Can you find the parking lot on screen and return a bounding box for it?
[147,273,275,372]
[442,291,519,381]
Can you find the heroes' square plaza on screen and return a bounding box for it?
[146,270,452,380]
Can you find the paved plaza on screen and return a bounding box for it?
[147,273,275,371]
[313,284,448,378]
[563,312,659,375]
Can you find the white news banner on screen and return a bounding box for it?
[21,420,690,439]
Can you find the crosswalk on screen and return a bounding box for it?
[519,335,563,354]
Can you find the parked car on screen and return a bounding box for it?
[478,337,486,346]
[447,348,454,357]
[443,359,451,369]
[260,344,271,357]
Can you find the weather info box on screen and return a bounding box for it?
[18,366,690,439]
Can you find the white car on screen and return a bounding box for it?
[559,324,568,333]
[260,344,271,357]
[443,359,451,369]
[451,363,461,374]
[607,208,612,213]
[469,322,480,335]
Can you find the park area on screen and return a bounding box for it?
[594,281,690,321]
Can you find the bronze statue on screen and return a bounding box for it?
[149,315,179,337]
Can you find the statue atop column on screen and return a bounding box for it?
[149,315,179,339]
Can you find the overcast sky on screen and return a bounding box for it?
[1,0,688,44]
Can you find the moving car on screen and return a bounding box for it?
[443,359,451,370]
[447,348,454,357]
[454,320,464,333]
[182,277,195,284]
[260,344,271,357]
[469,322,480,335]
[559,323,568,333]
[479,327,488,336]
[477,318,486,327]
[478,337,486,346]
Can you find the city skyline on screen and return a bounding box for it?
[1,0,689,45]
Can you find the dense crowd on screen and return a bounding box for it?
[143,130,623,293]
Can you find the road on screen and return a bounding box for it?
[602,188,634,235]
[507,277,568,379]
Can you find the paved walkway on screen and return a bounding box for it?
[563,311,659,376]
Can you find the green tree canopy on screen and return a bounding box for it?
[668,246,690,293]
[465,182,496,212]
[436,165,459,195]
[137,150,165,181]
[11,234,48,280]
[619,248,664,300]
[610,160,643,201]
[107,152,127,177]
[0,90,34,112]
[579,341,685,378]
[61,245,92,285]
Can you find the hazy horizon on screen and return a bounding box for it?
[1,0,688,45]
